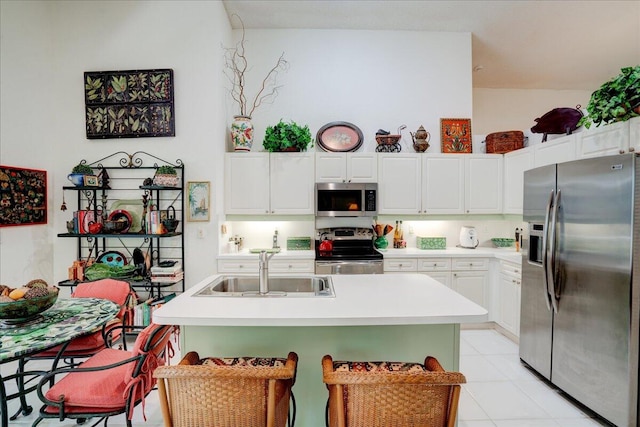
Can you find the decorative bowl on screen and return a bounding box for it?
[491,238,515,248]
[103,219,128,234]
[0,288,59,322]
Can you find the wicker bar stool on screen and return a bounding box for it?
[322,354,466,427]
[154,351,298,427]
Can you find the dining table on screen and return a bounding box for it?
[0,297,119,427]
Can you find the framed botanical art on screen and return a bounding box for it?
[0,165,47,226]
[440,118,472,153]
[187,181,210,222]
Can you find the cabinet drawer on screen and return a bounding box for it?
[270,259,314,274]
[499,260,522,278]
[383,258,418,272]
[451,257,489,271]
[417,258,451,272]
[217,260,259,273]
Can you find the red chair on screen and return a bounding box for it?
[33,323,175,427]
[31,279,136,365]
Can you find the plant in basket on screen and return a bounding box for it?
[153,165,178,187]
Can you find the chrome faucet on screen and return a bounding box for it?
[259,250,276,295]
[273,229,279,249]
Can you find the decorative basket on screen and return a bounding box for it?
[484,131,525,154]
[491,238,515,248]
[375,134,401,145]
[417,236,446,250]
[153,174,179,187]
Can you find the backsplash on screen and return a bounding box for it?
[220,217,526,253]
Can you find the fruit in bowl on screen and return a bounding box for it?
[0,279,59,322]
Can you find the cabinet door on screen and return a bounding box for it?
[347,153,378,182]
[422,272,451,288]
[576,120,630,158]
[503,147,534,214]
[422,155,464,214]
[451,270,489,309]
[377,154,421,214]
[465,155,503,214]
[270,153,314,214]
[498,272,521,336]
[627,116,639,153]
[270,259,315,274]
[225,153,270,214]
[315,153,347,182]
[533,134,576,167]
[383,258,418,272]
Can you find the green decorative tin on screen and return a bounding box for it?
[417,236,446,250]
[286,237,312,250]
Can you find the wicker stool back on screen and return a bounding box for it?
[322,355,465,427]
[154,351,298,427]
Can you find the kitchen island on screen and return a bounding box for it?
[153,273,487,426]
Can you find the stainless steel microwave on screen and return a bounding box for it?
[315,183,377,217]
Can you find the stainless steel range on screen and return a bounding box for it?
[314,227,383,274]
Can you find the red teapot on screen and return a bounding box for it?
[88,221,103,234]
[319,237,333,255]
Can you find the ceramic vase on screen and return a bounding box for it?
[374,236,388,250]
[231,115,254,151]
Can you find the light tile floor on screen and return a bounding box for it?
[3,329,611,426]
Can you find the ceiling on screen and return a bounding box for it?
[222,0,640,91]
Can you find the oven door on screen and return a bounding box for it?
[315,260,383,275]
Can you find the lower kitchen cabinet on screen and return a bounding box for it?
[497,260,521,337]
[383,258,418,272]
[217,258,314,275]
[451,258,490,309]
[417,257,452,287]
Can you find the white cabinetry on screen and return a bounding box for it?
[576,120,631,158]
[377,154,422,214]
[383,258,418,272]
[497,260,521,337]
[217,258,314,274]
[315,153,377,183]
[422,155,464,214]
[378,154,502,215]
[629,117,640,153]
[465,155,503,214]
[225,153,314,215]
[533,134,576,167]
[451,258,490,309]
[417,258,452,287]
[503,147,534,214]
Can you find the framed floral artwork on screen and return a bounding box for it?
[187,181,210,222]
[0,165,47,226]
[440,118,472,153]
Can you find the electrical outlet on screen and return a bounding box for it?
[197,228,205,239]
[409,225,414,234]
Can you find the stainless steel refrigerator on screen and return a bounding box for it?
[520,153,639,427]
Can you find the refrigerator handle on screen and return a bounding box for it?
[548,190,561,314]
[541,190,554,311]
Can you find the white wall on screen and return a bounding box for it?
[1,0,230,289]
[229,29,473,153]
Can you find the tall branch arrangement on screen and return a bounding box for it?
[223,15,289,118]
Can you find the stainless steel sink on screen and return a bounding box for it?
[194,275,335,297]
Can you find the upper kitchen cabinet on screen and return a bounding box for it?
[315,153,377,183]
[533,134,576,167]
[377,154,422,214]
[465,155,503,214]
[378,153,502,215]
[576,120,630,158]
[503,147,534,214]
[422,155,465,214]
[225,153,314,215]
[629,117,640,153]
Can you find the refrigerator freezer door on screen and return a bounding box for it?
[552,154,636,427]
[520,164,556,379]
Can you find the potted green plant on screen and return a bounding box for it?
[579,66,640,129]
[263,119,313,152]
[153,165,179,187]
[67,163,94,187]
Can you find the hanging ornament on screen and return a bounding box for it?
[60,192,67,211]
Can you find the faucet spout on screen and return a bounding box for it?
[259,250,276,295]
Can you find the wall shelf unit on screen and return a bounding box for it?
[58,151,184,298]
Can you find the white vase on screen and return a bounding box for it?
[231,115,254,151]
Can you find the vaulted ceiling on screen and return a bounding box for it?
[222,0,640,91]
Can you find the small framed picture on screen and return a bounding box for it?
[440,118,472,153]
[83,175,99,186]
[187,181,210,222]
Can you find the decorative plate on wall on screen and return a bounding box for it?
[316,121,364,152]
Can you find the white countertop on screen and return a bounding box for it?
[153,273,488,327]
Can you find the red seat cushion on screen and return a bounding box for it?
[44,348,134,410]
